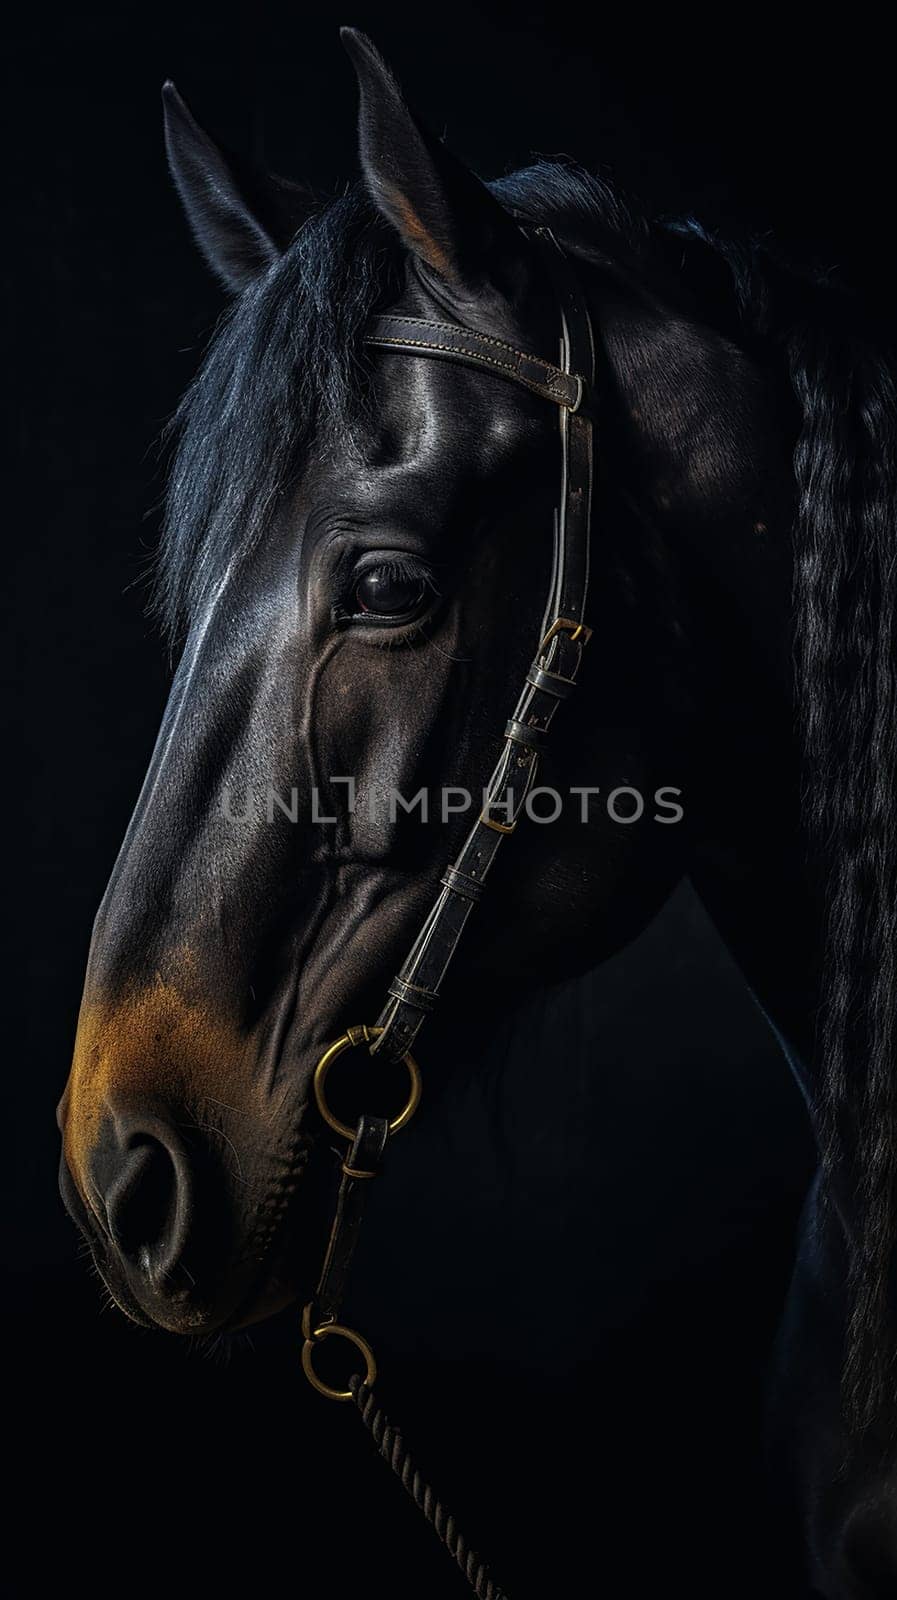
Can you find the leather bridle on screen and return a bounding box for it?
[301,227,595,1412]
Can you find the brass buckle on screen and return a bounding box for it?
[301,1303,377,1401]
[539,616,593,653]
[478,811,517,835]
[313,1025,422,1143]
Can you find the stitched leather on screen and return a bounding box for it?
[364,313,587,412]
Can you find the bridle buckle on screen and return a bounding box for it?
[538,616,593,654]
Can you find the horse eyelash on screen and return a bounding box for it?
[357,554,441,594]
[332,553,442,628]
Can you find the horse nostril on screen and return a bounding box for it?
[90,1120,191,1281]
[107,1140,174,1261]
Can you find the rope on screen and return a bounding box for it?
[349,1377,511,1600]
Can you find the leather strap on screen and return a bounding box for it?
[363,227,596,1064]
[307,1114,389,1327]
[364,313,587,413]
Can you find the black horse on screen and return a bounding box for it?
[57,30,896,1595]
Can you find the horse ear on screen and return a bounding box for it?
[341,29,522,296]
[162,82,315,292]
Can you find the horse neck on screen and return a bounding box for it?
[575,248,822,1093]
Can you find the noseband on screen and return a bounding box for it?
[301,228,596,1597]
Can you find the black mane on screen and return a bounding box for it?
[157,187,400,642]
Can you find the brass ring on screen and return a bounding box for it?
[313,1025,422,1142]
[301,1315,377,1402]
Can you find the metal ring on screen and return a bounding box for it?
[313,1025,422,1143]
[301,1315,377,1402]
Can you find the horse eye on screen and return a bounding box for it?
[354,565,427,619]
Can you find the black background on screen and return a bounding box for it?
[7,5,893,1596]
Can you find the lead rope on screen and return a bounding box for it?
[301,1101,512,1597]
[349,1377,510,1600]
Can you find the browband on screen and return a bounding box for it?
[364,313,588,413]
[361,226,596,1063]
